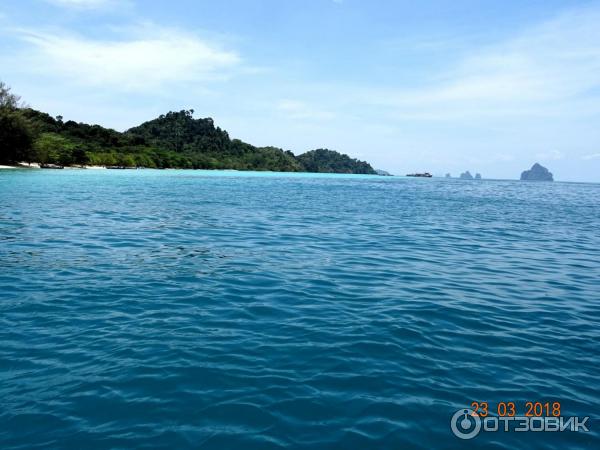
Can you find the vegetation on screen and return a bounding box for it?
[297,149,376,174]
[126,110,304,171]
[0,82,34,164]
[0,81,376,174]
[0,110,34,164]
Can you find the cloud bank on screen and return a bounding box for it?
[16,26,241,91]
[365,5,600,121]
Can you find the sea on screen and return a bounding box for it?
[1,169,599,449]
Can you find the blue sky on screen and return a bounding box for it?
[1,0,600,181]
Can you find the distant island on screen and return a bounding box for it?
[457,171,482,180]
[520,163,553,181]
[0,82,376,174]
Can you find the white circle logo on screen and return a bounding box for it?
[450,408,481,439]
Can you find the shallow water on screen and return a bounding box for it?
[1,169,599,449]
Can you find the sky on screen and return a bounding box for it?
[1,0,600,181]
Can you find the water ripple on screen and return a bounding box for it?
[0,170,599,449]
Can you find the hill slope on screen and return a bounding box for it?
[3,105,376,174]
[297,149,376,174]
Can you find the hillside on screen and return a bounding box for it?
[125,110,303,171]
[1,85,376,174]
[296,149,376,174]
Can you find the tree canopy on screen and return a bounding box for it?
[0,109,34,164]
[0,81,377,174]
[296,149,376,174]
[0,82,24,109]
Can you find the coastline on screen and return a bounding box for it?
[0,162,40,169]
[0,163,106,170]
[0,163,381,175]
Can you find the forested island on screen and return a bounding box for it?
[0,82,376,174]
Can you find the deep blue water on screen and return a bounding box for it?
[1,169,599,449]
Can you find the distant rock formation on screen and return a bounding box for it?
[520,163,553,181]
[445,173,451,178]
[376,169,392,176]
[475,173,482,180]
[460,171,474,180]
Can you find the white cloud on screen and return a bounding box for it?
[362,5,600,120]
[277,99,335,120]
[44,0,120,9]
[581,153,600,160]
[15,26,241,91]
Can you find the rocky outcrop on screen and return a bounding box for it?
[445,173,451,178]
[520,163,553,181]
[459,171,474,180]
[475,173,482,180]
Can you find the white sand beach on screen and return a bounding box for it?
[0,163,39,169]
[0,163,108,170]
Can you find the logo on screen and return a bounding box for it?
[450,408,590,439]
[450,409,481,439]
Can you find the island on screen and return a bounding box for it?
[445,173,451,178]
[520,163,554,181]
[475,173,482,180]
[296,148,375,174]
[459,171,474,180]
[0,83,376,174]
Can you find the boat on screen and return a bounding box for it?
[40,163,64,169]
[406,172,432,178]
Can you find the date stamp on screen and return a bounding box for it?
[470,401,562,417]
[450,401,590,440]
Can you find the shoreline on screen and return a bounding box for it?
[0,163,107,170]
[0,163,382,175]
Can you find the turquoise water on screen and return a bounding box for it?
[1,169,599,449]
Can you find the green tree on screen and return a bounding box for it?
[72,147,89,165]
[0,82,34,164]
[33,133,75,165]
[0,81,24,109]
[0,109,34,164]
[116,153,136,167]
[296,149,376,174]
